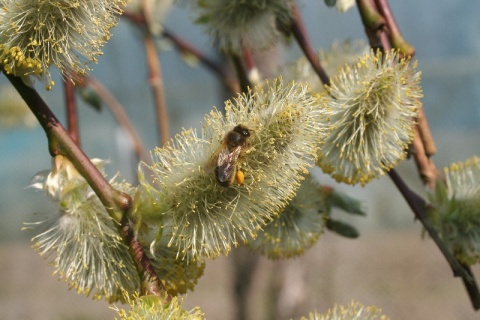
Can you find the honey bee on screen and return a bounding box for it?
[212,124,251,187]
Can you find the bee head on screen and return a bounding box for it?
[233,125,251,138]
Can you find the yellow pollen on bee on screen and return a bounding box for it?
[235,170,245,185]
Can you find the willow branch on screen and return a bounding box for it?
[143,33,170,146]
[412,126,438,189]
[374,0,415,55]
[388,169,470,280]
[5,72,165,296]
[162,28,223,76]
[290,4,330,86]
[81,76,149,163]
[356,0,388,50]
[6,74,123,216]
[461,265,480,310]
[123,1,169,146]
[417,107,437,156]
[231,53,252,94]
[123,8,236,90]
[389,169,480,309]
[64,79,80,145]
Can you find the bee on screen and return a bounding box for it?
[212,124,251,187]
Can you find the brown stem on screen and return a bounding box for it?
[374,0,415,55]
[388,169,471,281]
[123,10,240,96]
[417,107,437,157]
[163,28,220,75]
[356,0,386,50]
[5,72,165,297]
[412,126,438,189]
[64,79,80,145]
[122,214,165,298]
[144,34,170,146]
[242,47,256,76]
[81,76,149,163]
[7,74,122,218]
[162,28,238,92]
[231,248,260,320]
[461,265,480,310]
[122,10,146,25]
[389,169,480,309]
[290,5,330,86]
[231,54,251,94]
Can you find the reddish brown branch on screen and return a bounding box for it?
[5,72,165,297]
[374,0,415,55]
[417,107,437,157]
[356,0,387,50]
[64,79,80,145]
[143,34,170,146]
[231,54,251,94]
[388,169,471,280]
[81,76,149,163]
[121,8,171,146]
[412,127,438,189]
[162,28,232,86]
[290,4,330,86]
[162,28,239,94]
[389,169,479,309]
[122,215,165,298]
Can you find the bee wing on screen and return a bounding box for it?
[215,146,242,184]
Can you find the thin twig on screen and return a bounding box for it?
[388,169,471,280]
[461,265,480,310]
[389,169,479,310]
[143,34,170,146]
[356,0,388,51]
[242,47,261,85]
[162,28,238,92]
[290,4,330,86]
[124,2,170,146]
[412,126,438,188]
[417,105,437,157]
[64,79,80,145]
[81,76,149,163]
[374,0,415,55]
[231,54,251,94]
[162,29,221,75]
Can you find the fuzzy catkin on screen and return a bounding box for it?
[136,79,330,260]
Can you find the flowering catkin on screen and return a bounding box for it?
[112,292,204,320]
[246,174,327,259]
[26,156,140,302]
[317,49,423,185]
[428,156,480,266]
[299,300,389,320]
[136,79,330,260]
[0,0,128,89]
[194,0,292,53]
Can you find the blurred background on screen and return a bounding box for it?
[1,0,479,319]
